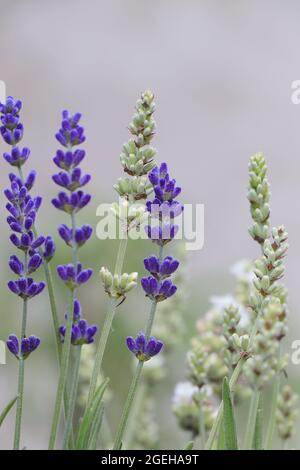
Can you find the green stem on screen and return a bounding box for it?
[265,374,280,449]
[71,212,78,265]
[199,402,206,450]
[253,395,263,450]
[124,382,146,448]
[13,357,25,450]
[113,360,144,450]
[13,296,28,450]
[13,248,28,450]
[113,242,162,450]
[48,289,74,449]
[43,262,61,358]
[243,388,261,450]
[62,346,82,449]
[145,300,158,338]
[86,237,128,408]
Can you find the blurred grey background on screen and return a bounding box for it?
[1,0,300,449]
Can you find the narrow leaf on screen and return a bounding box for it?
[222,377,238,450]
[76,378,109,449]
[87,401,105,449]
[217,423,225,450]
[253,396,263,450]
[0,396,18,427]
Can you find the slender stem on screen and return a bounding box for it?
[48,289,74,449]
[71,212,78,266]
[113,361,144,450]
[13,295,28,450]
[13,357,25,450]
[13,248,28,450]
[265,373,280,449]
[253,394,263,450]
[145,300,158,338]
[124,382,146,448]
[62,346,82,449]
[43,262,61,358]
[43,242,73,447]
[199,402,206,450]
[243,388,261,450]
[86,237,128,408]
[114,237,128,276]
[113,242,162,450]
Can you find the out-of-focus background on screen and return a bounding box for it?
[1,0,300,449]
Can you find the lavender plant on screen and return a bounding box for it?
[174,152,298,451]
[113,161,183,449]
[125,244,188,449]
[1,92,299,451]
[49,110,97,449]
[86,90,156,413]
[0,96,55,449]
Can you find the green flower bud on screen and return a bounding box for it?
[99,266,113,293]
[114,175,151,200]
[120,140,156,176]
[100,267,138,299]
[248,153,270,245]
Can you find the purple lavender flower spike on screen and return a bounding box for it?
[55,110,85,148]
[148,163,181,203]
[53,149,85,170]
[0,97,50,303]
[141,275,177,302]
[58,223,93,248]
[142,161,181,304]
[8,278,45,299]
[6,334,40,359]
[21,335,40,358]
[145,224,179,246]
[57,262,92,290]
[145,162,183,249]
[52,169,91,191]
[126,332,164,361]
[53,109,96,348]
[59,318,98,346]
[3,147,30,167]
[144,255,179,278]
[52,190,91,214]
